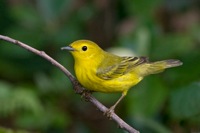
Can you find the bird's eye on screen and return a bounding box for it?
[82,46,87,51]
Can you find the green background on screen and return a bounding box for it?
[0,0,200,133]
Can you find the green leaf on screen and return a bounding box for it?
[127,76,168,117]
[0,81,43,115]
[125,0,162,17]
[170,82,200,120]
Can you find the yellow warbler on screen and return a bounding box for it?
[61,40,182,115]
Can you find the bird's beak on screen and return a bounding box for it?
[61,46,75,51]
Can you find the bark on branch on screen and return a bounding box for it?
[0,35,139,133]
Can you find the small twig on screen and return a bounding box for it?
[0,35,139,133]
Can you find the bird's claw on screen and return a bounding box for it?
[104,106,115,119]
[81,90,92,102]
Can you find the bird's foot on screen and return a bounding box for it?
[81,90,92,102]
[104,106,115,119]
[73,81,83,94]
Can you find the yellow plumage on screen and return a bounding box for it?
[62,40,182,115]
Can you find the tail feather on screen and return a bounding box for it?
[138,59,182,76]
[163,59,183,68]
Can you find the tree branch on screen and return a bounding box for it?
[0,35,139,133]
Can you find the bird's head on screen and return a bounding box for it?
[61,40,103,61]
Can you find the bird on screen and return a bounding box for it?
[61,40,182,116]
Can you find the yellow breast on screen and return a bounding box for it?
[75,61,142,93]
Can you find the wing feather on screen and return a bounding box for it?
[96,56,148,80]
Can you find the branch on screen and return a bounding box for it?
[0,35,139,133]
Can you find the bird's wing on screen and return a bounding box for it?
[96,56,148,80]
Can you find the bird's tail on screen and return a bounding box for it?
[138,59,183,77]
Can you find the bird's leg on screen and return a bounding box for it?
[104,93,126,118]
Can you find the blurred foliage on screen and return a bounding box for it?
[0,0,200,133]
[0,126,30,133]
